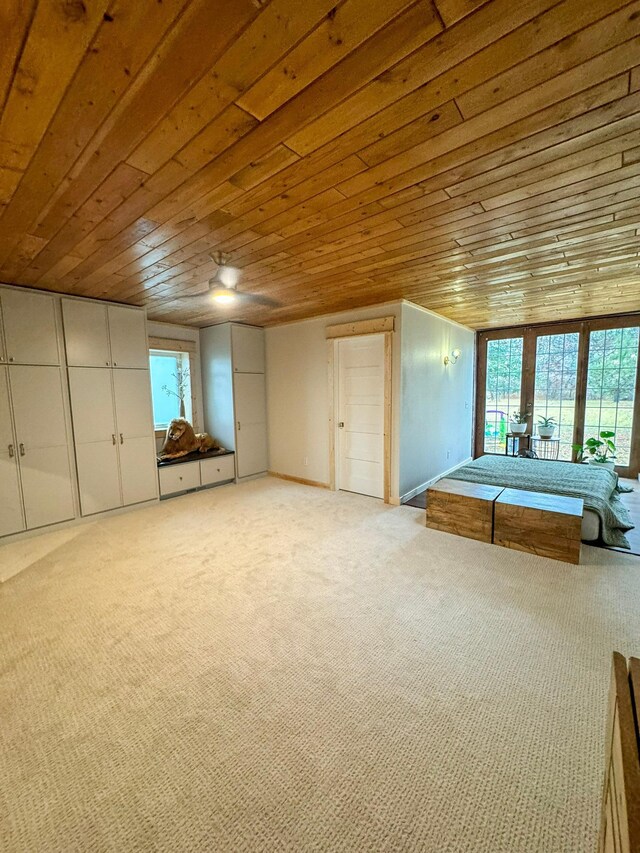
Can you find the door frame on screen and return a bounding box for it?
[475,313,640,477]
[327,319,393,503]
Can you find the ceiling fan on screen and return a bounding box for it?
[182,252,280,307]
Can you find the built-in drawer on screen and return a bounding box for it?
[200,454,235,486]
[158,461,200,496]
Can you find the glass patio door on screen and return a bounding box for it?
[531,331,579,461]
[481,334,524,454]
[476,316,640,476]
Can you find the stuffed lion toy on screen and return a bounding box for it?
[159,418,220,459]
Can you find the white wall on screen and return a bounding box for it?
[266,303,403,500]
[399,302,475,499]
[147,320,204,444]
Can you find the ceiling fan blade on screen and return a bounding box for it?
[240,292,282,308]
[180,290,211,299]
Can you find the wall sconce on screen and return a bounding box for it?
[444,348,461,365]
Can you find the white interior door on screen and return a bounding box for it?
[0,367,25,536]
[113,369,157,505]
[1,289,59,365]
[9,366,74,529]
[234,372,267,478]
[62,299,111,367]
[68,367,122,515]
[337,335,385,499]
[108,306,148,368]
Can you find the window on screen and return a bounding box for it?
[585,326,639,468]
[476,315,640,476]
[149,344,194,431]
[483,336,523,453]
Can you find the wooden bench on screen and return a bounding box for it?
[599,652,640,852]
[426,479,504,543]
[494,488,583,564]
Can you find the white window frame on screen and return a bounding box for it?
[149,336,198,439]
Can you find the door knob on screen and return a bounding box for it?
[338,422,344,428]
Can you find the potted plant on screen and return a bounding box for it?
[572,430,617,472]
[537,415,556,439]
[509,411,528,435]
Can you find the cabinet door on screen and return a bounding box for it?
[9,366,74,529]
[74,442,122,515]
[68,368,116,442]
[113,369,153,438]
[231,325,264,373]
[234,372,268,478]
[119,435,158,505]
[0,367,25,536]
[62,299,111,367]
[68,368,121,516]
[108,306,148,368]
[1,289,59,365]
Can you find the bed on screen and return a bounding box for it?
[446,456,634,549]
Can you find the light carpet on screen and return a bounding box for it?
[1,477,639,853]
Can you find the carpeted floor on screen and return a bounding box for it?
[1,478,639,852]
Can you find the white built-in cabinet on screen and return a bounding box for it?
[0,286,158,542]
[0,289,75,537]
[200,323,268,480]
[62,300,149,369]
[63,299,157,517]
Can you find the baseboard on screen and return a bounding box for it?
[268,471,330,489]
[400,457,472,503]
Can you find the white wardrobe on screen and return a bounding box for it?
[62,299,158,516]
[200,323,268,479]
[0,289,75,537]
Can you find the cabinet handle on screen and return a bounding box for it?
[119,433,123,444]
[106,361,110,366]
[112,434,116,445]
[8,443,14,457]
[9,356,14,362]
[114,362,118,367]
[19,443,25,456]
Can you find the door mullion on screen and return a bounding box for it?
[573,323,590,462]
[521,328,536,431]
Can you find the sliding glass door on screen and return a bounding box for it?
[585,326,639,470]
[476,315,640,477]
[482,334,523,454]
[532,332,579,462]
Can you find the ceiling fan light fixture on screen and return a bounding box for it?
[216,264,241,288]
[210,286,237,305]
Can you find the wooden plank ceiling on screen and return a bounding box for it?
[1,0,640,329]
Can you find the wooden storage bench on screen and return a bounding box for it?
[426,479,504,543]
[494,488,583,564]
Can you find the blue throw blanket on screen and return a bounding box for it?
[446,456,634,549]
